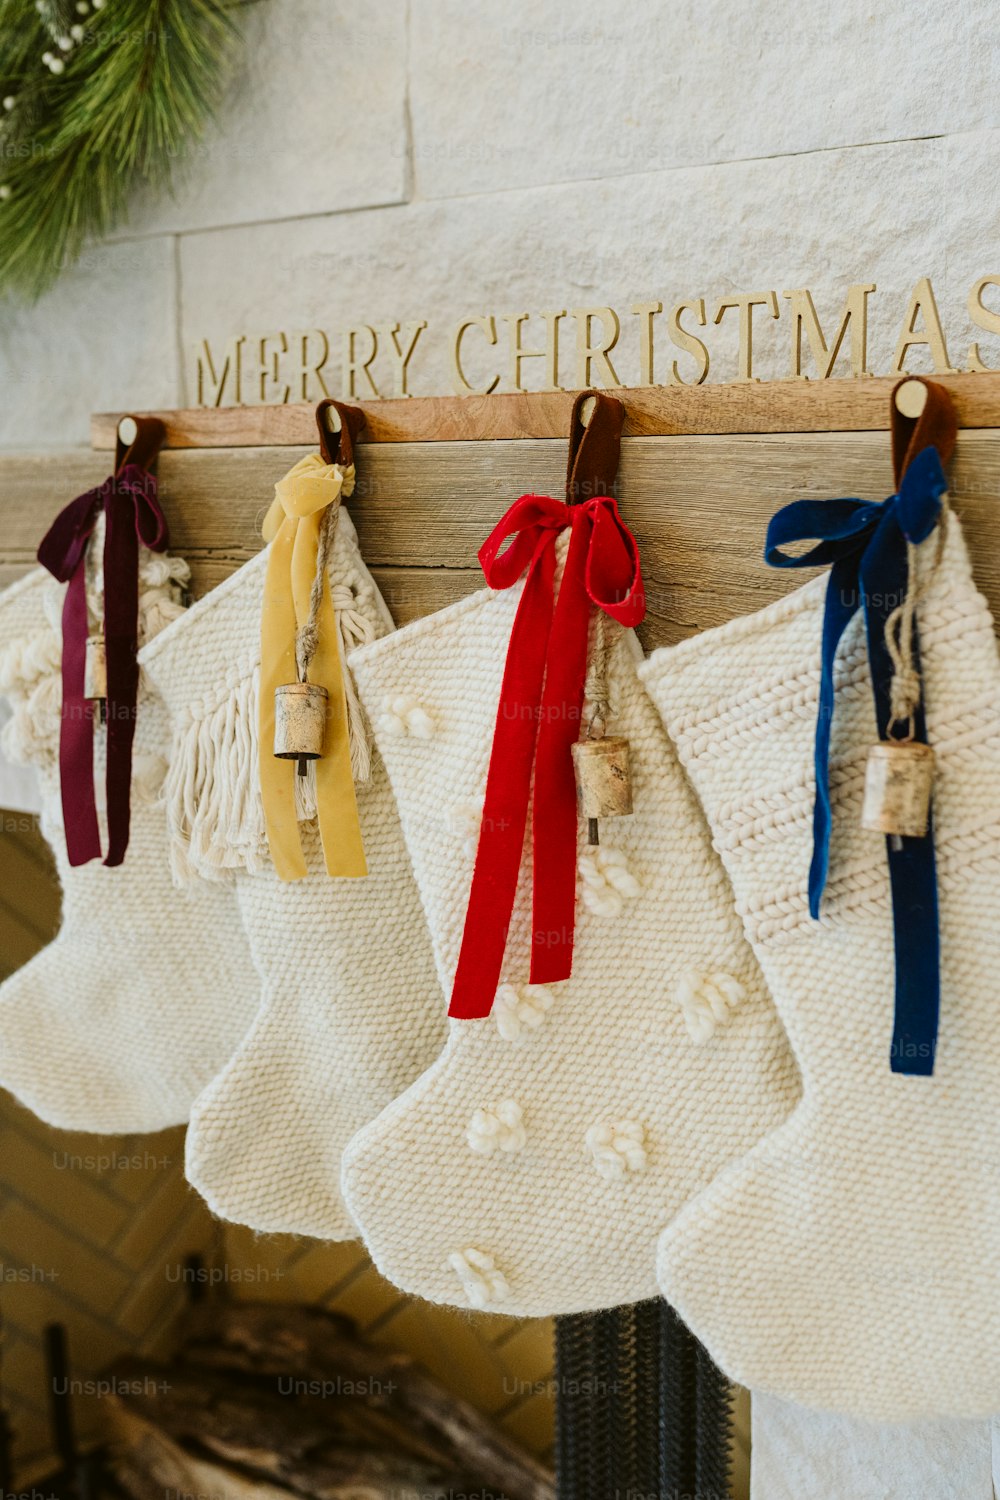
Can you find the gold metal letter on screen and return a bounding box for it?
[666,298,709,386]
[967,275,1000,372]
[451,315,500,395]
[631,302,662,386]
[713,292,779,383]
[783,285,875,379]
[194,335,245,407]
[500,311,565,392]
[375,320,427,398]
[571,307,622,388]
[341,325,381,399]
[891,277,958,375]
[258,331,290,404]
[293,329,331,401]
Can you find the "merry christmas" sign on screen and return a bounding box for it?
[192,275,1000,407]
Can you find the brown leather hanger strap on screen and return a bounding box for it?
[315,399,367,468]
[565,391,625,505]
[890,377,957,488]
[114,415,166,477]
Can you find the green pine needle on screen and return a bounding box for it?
[0,0,243,299]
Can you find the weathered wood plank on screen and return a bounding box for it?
[92,371,1000,450]
[1,429,998,650]
[0,450,109,561]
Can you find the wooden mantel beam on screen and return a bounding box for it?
[92,371,1000,451]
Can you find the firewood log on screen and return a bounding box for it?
[174,1302,555,1500]
[104,1358,459,1500]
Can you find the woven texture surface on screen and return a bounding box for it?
[641,510,1000,1420]
[341,571,799,1316]
[140,509,444,1239]
[0,562,259,1133]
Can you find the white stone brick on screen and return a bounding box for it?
[0,237,178,450]
[121,0,409,237]
[179,130,1000,403]
[409,0,1000,198]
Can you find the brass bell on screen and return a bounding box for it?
[571,735,633,845]
[84,634,107,723]
[861,739,935,841]
[274,681,328,777]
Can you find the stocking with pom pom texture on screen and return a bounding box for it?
[340,573,800,1316]
[639,513,1000,1420]
[139,509,444,1239]
[0,559,260,1132]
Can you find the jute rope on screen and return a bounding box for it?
[295,499,341,685]
[885,501,949,740]
[583,612,622,740]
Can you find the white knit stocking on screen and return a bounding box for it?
[339,575,800,1316]
[640,513,1000,1419]
[0,561,260,1133]
[140,510,444,1239]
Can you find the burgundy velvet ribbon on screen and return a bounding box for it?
[37,465,169,867]
[449,492,645,1020]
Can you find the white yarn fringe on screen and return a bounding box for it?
[163,595,375,885]
[162,667,272,884]
[332,582,376,785]
[0,551,188,772]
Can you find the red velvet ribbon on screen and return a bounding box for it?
[449,493,645,1020]
[37,465,169,867]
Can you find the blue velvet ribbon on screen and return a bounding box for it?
[765,445,949,1076]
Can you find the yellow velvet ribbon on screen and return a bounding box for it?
[259,454,367,882]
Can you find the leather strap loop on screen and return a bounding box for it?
[315,399,367,468]
[114,415,166,478]
[565,392,625,505]
[890,377,957,488]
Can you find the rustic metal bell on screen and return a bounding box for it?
[274,681,328,777]
[84,634,107,722]
[861,739,935,840]
[571,735,633,845]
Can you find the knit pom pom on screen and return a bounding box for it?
[578,846,641,917]
[378,693,435,739]
[447,1247,511,1308]
[139,552,190,592]
[132,752,169,806]
[675,971,746,1045]
[0,628,60,695]
[585,1119,647,1181]
[493,984,555,1042]
[1,672,61,767]
[467,1099,526,1155]
[446,797,484,860]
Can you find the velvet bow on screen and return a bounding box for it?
[37,465,168,867]
[449,492,645,1020]
[766,444,948,1074]
[258,454,366,883]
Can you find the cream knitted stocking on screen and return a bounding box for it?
[339,577,800,1316]
[0,560,260,1133]
[140,509,444,1239]
[639,514,1000,1419]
